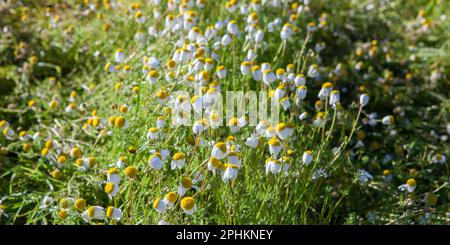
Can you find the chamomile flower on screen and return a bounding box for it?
[191,96,203,114]
[265,158,282,175]
[276,68,287,81]
[115,48,125,63]
[180,197,196,215]
[294,74,306,86]
[228,117,242,134]
[171,152,186,170]
[212,142,228,159]
[104,182,119,199]
[280,23,294,40]
[192,119,208,135]
[58,209,68,220]
[329,90,340,105]
[147,70,159,84]
[274,84,286,100]
[106,206,123,221]
[104,62,117,73]
[281,156,292,172]
[268,137,283,157]
[221,163,239,183]
[114,116,128,128]
[262,69,276,85]
[227,20,238,35]
[307,64,319,78]
[107,167,121,186]
[124,166,138,178]
[383,169,393,182]
[82,206,105,221]
[147,127,159,140]
[255,29,264,43]
[240,61,252,75]
[216,65,227,79]
[207,156,223,173]
[112,156,126,169]
[2,127,15,140]
[251,65,263,81]
[227,151,242,167]
[382,115,394,125]
[296,85,307,100]
[431,154,446,164]
[221,34,232,46]
[265,125,277,138]
[360,94,369,107]
[148,153,163,170]
[59,197,74,209]
[153,198,167,214]
[163,192,178,207]
[313,112,326,128]
[318,82,333,100]
[179,177,194,196]
[65,102,77,113]
[302,150,313,165]
[299,112,308,120]
[18,131,30,141]
[156,116,166,128]
[398,178,417,193]
[245,135,260,148]
[276,122,293,140]
[280,97,291,111]
[209,111,223,129]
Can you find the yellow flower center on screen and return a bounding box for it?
[268,137,281,146]
[165,192,178,203]
[173,152,186,160]
[41,147,49,156]
[209,157,222,168]
[167,59,176,69]
[124,166,138,178]
[58,155,67,164]
[181,177,193,189]
[322,82,333,89]
[74,198,86,210]
[58,209,68,220]
[87,206,95,218]
[51,169,61,179]
[229,117,239,126]
[106,206,114,218]
[180,197,195,210]
[114,116,126,128]
[119,105,128,113]
[152,198,161,209]
[104,182,115,194]
[406,178,416,187]
[107,167,119,175]
[60,198,69,209]
[276,122,287,132]
[215,142,227,153]
[45,140,54,149]
[276,68,285,75]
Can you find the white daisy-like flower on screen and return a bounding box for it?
[148,153,163,170]
[82,206,105,221]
